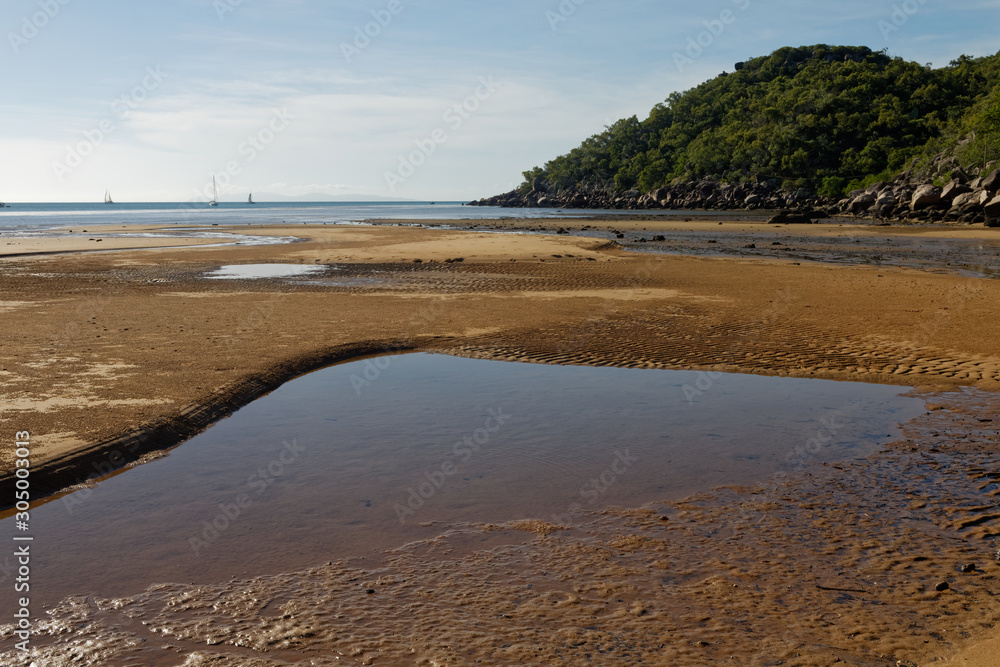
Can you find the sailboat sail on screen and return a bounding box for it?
[209,176,218,206]
[104,190,114,204]
[248,190,255,204]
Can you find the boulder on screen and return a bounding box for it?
[532,177,548,193]
[848,191,876,213]
[874,192,896,211]
[537,196,556,207]
[951,166,971,184]
[744,193,762,206]
[951,191,982,209]
[651,188,672,204]
[983,194,1000,224]
[982,169,1000,192]
[910,185,942,211]
[940,180,972,202]
[767,210,814,224]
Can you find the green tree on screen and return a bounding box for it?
[515,46,1000,195]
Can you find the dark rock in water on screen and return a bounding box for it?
[935,581,950,591]
[652,235,666,242]
[744,243,756,249]
[961,563,977,573]
[767,210,813,224]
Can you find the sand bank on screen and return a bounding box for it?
[2,221,998,485]
[1,220,999,664]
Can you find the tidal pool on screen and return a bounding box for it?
[7,354,925,609]
[204,263,325,279]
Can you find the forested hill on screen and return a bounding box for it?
[475,45,1000,209]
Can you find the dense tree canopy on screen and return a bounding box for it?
[523,46,1000,198]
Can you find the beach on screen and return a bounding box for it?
[2,218,1000,665]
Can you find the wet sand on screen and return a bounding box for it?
[0,223,298,257]
[2,219,1000,664]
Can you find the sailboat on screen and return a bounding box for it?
[248,190,256,204]
[104,189,115,204]
[209,176,219,207]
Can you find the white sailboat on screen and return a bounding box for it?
[209,176,219,207]
[104,189,115,204]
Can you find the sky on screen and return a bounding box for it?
[1,0,999,203]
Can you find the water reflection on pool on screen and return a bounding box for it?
[13,353,925,608]
[204,263,326,279]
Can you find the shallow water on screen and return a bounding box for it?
[0,201,724,232]
[4,354,924,612]
[618,228,1000,278]
[204,263,327,279]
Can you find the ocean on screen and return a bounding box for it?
[0,200,723,233]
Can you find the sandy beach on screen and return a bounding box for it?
[2,219,1000,665]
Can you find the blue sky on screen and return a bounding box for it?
[1,0,998,202]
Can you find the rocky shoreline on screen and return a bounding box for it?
[470,162,1000,227]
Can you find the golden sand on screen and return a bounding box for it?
[1,220,999,664]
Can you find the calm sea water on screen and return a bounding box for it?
[0,201,721,233]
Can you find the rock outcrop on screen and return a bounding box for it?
[468,159,1000,226]
[469,178,830,214]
